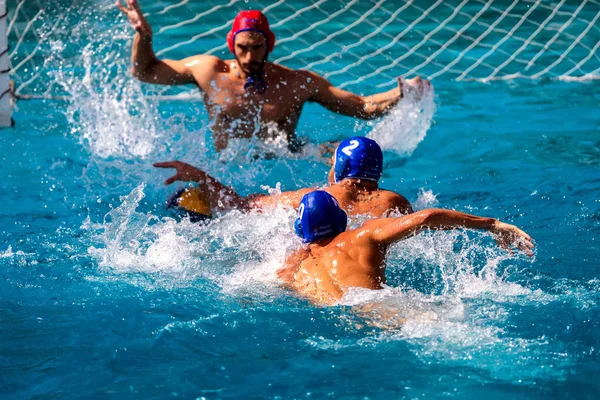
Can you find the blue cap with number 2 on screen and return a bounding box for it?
[333,137,383,183]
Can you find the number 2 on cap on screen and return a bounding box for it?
[341,140,359,156]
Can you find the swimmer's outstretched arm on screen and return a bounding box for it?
[365,208,534,256]
[117,0,217,86]
[247,188,315,210]
[154,161,315,212]
[306,72,431,120]
[153,161,249,211]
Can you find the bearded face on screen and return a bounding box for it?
[233,31,268,75]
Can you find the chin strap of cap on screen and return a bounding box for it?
[243,72,267,94]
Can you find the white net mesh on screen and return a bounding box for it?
[7,0,600,100]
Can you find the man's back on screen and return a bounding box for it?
[324,185,412,217]
[253,183,412,219]
[279,221,388,305]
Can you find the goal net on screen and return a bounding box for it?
[6,0,600,101]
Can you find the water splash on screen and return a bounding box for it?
[413,188,439,210]
[86,183,200,275]
[45,16,163,159]
[368,83,436,155]
[0,246,15,258]
[85,183,298,293]
[83,181,591,387]
[88,183,537,317]
[45,14,327,194]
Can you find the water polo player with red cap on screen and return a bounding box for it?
[117,1,431,152]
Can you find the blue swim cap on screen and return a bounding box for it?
[294,191,347,243]
[334,137,383,183]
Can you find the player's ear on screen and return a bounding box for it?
[294,218,303,237]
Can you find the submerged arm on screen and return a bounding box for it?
[368,208,534,255]
[153,161,249,211]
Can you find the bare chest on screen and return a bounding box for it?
[204,74,305,124]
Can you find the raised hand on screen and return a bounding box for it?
[398,76,432,101]
[153,161,203,185]
[492,221,535,257]
[116,0,152,37]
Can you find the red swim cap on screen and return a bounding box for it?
[227,10,276,54]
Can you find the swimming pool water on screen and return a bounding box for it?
[2,1,600,398]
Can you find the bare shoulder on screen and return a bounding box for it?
[186,55,227,73]
[275,67,328,88]
[379,189,413,215]
[185,56,228,89]
[330,223,377,247]
[294,69,328,85]
[285,246,311,265]
[324,185,350,202]
[279,246,311,284]
[262,65,325,100]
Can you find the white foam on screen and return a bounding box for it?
[50,37,163,159]
[0,246,14,258]
[367,82,436,155]
[0,245,33,260]
[413,188,439,210]
[86,184,191,274]
[85,184,298,295]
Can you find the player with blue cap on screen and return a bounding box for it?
[279,191,535,305]
[294,191,347,243]
[154,137,412,220]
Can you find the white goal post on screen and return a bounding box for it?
[0,0,11,126]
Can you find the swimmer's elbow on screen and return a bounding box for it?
[416,209,443,227]
[131,66,153,82]
[130,59,163,82]
[358,102,381,120]
[359,102,391,120]
[130,66,146,81]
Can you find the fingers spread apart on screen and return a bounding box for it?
[115,1,128,14]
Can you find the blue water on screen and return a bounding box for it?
[2,1,600,398]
